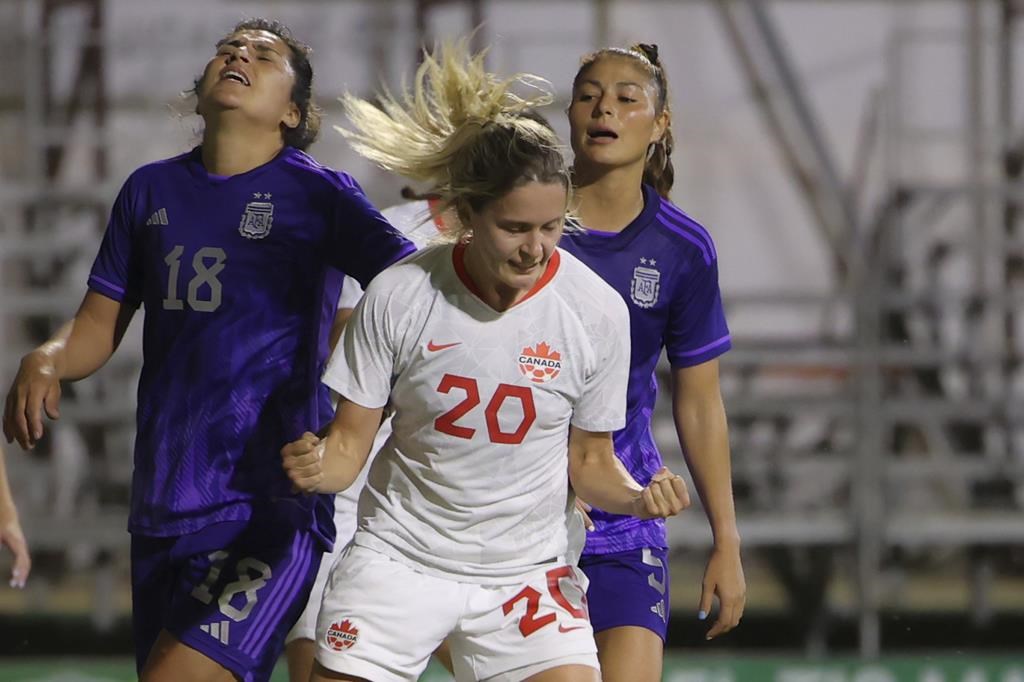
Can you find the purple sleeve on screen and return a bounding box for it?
[328,175,416,289]
[88,178,143,306]
[665,255,731,368]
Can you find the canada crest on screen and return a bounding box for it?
[239,192,274,239]
[630,257,661,308]
[325,619,359,651]
[519,342,562,384]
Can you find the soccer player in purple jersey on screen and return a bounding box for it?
[559,43,746,681]
[2,18,414,682]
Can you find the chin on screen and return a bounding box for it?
[503,272,531,285]
[579,149,628,167]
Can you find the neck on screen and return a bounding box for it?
[200,116,286,176]
[572,160,647,233]
[462,244,536,312]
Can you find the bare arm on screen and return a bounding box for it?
[0,444,29,587]
[568,426,689,518]
[281,397,383,494]
[3,291,136,448]
[671,359,745,638]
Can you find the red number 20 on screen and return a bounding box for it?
[502,566,588,637]
[434,373,536,444]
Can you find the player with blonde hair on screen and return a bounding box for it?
[281,41,690,682]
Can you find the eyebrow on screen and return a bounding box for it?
[579,79,644,89]
[220,38,284,57]
[498,218,563,229]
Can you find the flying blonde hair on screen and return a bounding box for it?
[337,39,570,241]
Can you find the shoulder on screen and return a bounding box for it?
[357,246,447,332]
[364,244,446,296]
[649,193,720,266]
[123,149,195,186]
[277,148,366,195]
[554,249,629,321]
[110,150,195,219]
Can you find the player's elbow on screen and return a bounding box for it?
[567,449,605,497]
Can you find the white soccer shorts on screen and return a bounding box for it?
[314,545,599,682]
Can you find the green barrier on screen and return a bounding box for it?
[659,657,1024,682]
[0,656,1019,681]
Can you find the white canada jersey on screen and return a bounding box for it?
[322,243,629,583]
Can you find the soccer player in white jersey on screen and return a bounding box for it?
[280,41,690,682]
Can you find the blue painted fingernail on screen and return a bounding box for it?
[698,610,707,620]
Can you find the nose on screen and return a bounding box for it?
[227,46,251,64]
[522,232,544,261]
[592,92,614,118]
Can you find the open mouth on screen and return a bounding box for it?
[220,68,250,86]
[587,128,618,141]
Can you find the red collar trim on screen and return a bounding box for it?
[452,243,561,309]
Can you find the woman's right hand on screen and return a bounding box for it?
[3,350,62,450]
[281,432,324,493]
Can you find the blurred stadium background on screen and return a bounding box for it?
[1,0,1023,679]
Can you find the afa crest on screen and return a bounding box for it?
[325,619,359,651]
[630,259,661,308]
[519,342,562,384]
[239,193,274,239]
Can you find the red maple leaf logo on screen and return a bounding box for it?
[325,619,359,651]
[519,341,563,384]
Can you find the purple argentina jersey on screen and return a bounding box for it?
[88,146,415,544]
[560,184,730,554]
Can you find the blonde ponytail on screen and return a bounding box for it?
[337,39,570,240]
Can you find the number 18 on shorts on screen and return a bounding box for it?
[315,546,599,682]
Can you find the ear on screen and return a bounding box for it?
[649,108,670,145]
[282,102,301,130]
[456,202,475,233]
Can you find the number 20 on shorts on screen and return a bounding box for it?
[502,566,588,638]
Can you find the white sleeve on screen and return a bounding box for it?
[570,297,630,432]
[337,275,365,310]
[322,283,395,409]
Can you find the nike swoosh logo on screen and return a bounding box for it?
[427,340,461,352]
[558,624,586,633]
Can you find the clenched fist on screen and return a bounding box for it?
[631,466,690,519]
[281,432,324,494]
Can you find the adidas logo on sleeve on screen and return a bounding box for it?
[146,208,169,226]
